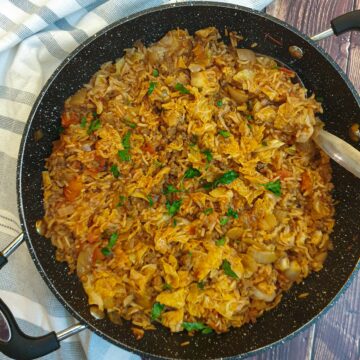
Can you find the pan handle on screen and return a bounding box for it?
[311,9,360,41]
[0,234,86,359]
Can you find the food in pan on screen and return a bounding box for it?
[40,27,335,336]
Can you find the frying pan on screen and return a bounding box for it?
[0,2,359,359]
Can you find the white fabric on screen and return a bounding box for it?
[0,0,273,359]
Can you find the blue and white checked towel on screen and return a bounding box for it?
[0,1,273,359]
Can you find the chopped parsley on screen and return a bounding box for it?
[222,259,239,279]
[166,199,182,217]
[118,150,131,161]
[188,251,192,257]
[215,237,226,246]
[220,217,229,226]
[163,283,172,290]
[175,83,190,94]
[182,322,213,334]
[218,130,231,138]
[147,195,154,207]
[154,160,164,168]
[80,116,87,128]
[226,207,238,219]
[261,179,282,197]
[151,302,165,321]
[247,114,253,121]
[152,68,159,77]
[216,99,223,107]
[197,281,205,289]
[202,149,213,166]
[118,131,131,161]
[184,166,201,179]
[203,170,239,190]
[124,119,137,129]
[163,184,180,195]
[110,164,120,178]
[87,118,100,135]
[101,232,118,256]
[173,218,177,227]
[116,195,126,207]
[203,208,213,215]
[148,81,157,95]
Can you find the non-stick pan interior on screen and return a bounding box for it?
[17,3,360,359]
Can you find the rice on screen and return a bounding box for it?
[40,27,334,335]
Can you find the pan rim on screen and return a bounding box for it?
[16,2,360,359]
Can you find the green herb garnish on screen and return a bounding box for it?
[124,119,137,129]
[173,218,177,227]
[184,166,201,179]
[163,184,180,195]
[220,217,229,226]
[166,199,182,217]
[80,116,87,128]
[163,283,172,290]
[110,164,120,178]
[175,83,190,94]
[218,130,231,138]
[118,150,130,161]
[182,322,212,334]
[101,247,111,256]
[148,81,157,95]
[216,99,223,107]
[246,114,253,121]
[87,118,101,134]
[203,170,239,190]
[222,259,239,279]
[203,208,213,215]
[215,237,226,246]
[226,207,238,219]
[101,232,118,256]
[118,131,131,161]
[116,195,126,207]
[147,195,154,207]
[122,131,131,150]
[202,149,213,166]
[197,281,205,289]
[151,302,165,321]
[261,179,282,197]
[153,69,159,77]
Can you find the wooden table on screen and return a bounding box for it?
[247,2,360,359]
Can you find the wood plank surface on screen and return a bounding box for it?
[245,2,360,360]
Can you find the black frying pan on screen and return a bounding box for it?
[0,3,359,360]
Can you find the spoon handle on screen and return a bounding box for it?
[314,129,360,179]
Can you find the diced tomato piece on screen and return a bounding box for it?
[278,169,292,180]
[63,177,82,201]
[87,231,99,243]
[301,171,312,193]
[279,67,295,76]
[92,246,105,263]
[61,112,79,127]
[141,143,155,154]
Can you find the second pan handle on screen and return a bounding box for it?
[0,234,86,359]
[311,9,360,41]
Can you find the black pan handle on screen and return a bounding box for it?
[331,10,360,36]
[0,233,86,359]
[0,299,60,360]
[311,10,360,41]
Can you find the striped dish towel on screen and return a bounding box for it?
[0,0,273,359]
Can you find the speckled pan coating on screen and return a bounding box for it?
[16,2,360,359]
